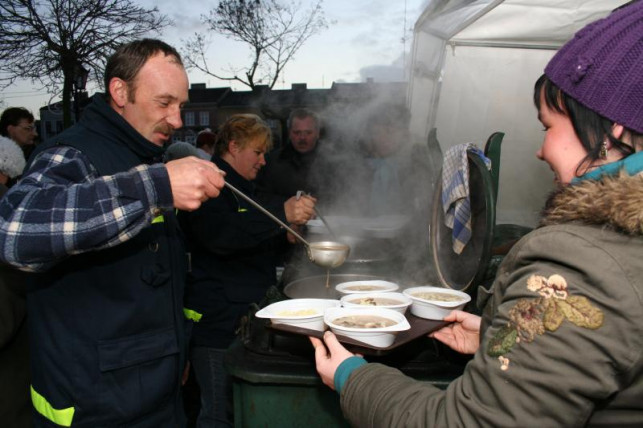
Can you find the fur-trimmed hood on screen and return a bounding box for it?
[540,171,643,236]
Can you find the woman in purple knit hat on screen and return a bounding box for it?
[310,1,643,426]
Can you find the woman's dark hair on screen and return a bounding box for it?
[0,107,34,136]
[534,74,637,177]
[104,39,183,102]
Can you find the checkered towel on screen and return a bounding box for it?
[441,143,491,254]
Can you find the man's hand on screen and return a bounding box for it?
[429,310,481,355]
[309,331,357,390]
[284,194,316,225]
[165,157,225,211]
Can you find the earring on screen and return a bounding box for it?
[599,140,608,159]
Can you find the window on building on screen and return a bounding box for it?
[199,112,209,126]
[266,119,280,131]
[184,112,195,127]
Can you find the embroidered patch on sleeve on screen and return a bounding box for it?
[487,274,604,369]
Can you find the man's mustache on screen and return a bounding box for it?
[155,123,175,136]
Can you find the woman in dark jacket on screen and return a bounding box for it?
[179,114,316,427]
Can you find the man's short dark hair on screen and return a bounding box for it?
[104,38,183,102]
[0,107,34,136]
[287,108,321,131]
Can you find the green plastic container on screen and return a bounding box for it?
[225,335,466,428]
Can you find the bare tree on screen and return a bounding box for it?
[182,0,327,90]
[0,0,171,128]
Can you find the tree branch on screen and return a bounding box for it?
[181,0,328,91]
[0,0,171,127]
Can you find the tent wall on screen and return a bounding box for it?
[433,45,554,225]
[408,0,630,227]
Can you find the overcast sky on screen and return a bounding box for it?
[1,0,428,119]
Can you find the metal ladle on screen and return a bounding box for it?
[224,182,350,269]
[296,190,337,239]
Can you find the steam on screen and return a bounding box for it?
[305,86,440,286]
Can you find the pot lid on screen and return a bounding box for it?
[430,152,495,292]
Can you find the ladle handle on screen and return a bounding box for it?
[223,181,310,246]
[313,207,337,239]
[296,190,336,239]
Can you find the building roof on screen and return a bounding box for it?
[186,81,407,112]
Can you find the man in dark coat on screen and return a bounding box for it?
[255,108,322,200]
[0,39,224,427]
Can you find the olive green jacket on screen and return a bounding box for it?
[340,171,643,427]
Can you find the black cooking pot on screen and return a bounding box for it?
[299,232,402,272]
[283,273,391,299]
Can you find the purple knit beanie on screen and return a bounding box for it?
[544,0,643,133]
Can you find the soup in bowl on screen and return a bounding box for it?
[340,292,412,314]
[324,307,410,348]
[255,298,341,331]
[402,286,471,320]
[335,280,399,296]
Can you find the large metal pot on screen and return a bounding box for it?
[309,234,396,264]
[281,233,403,283]
[283,273,389,299]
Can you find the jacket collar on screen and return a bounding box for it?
[573,151,643,183]
[80,94,165,163]
[540,167,643,236]
[278,140,319,164]
[213,156,255,194]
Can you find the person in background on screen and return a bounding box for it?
[0,38,224,427]
[0,107,38,160]
[179,114,316,427]
[0,135,30,427]
[352,103,425,216]
[0,136,26,195]
[255,108,322,200]
[310,2,643,426]
[196,129,217,160]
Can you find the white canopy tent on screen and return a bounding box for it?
[408,0,630,226]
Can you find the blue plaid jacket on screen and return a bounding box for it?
[0,145,173,272]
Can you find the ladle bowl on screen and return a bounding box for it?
[307,241,351,269]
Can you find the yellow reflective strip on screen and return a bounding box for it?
[183,308,202,322]
[238,208,248,212]
[152,215,164,224]
[31,385,75,427]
